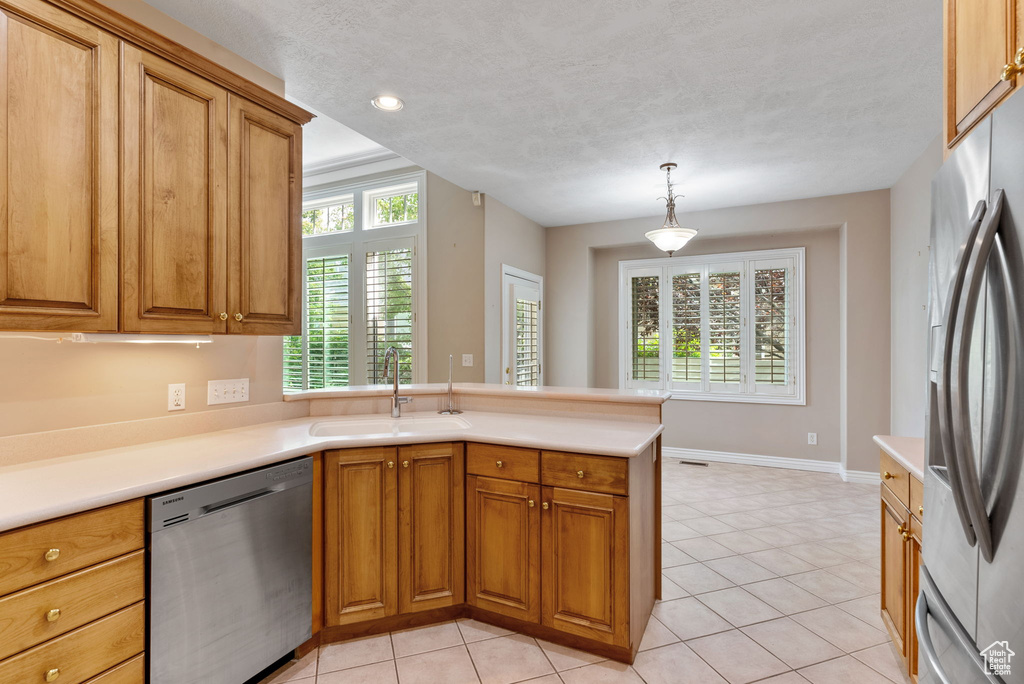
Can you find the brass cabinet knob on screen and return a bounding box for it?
[45,668,60,682]
[234,313,243,321]
[919,505,924,516]
[1002,48,1024,81]
[577,470,585,479]
[542,502,549,510]
[903,530,911,542]
[387,461,394,469]
[496,460,503,468]
[882,471,893,480]
[44,548,60,562]
[46,608,61,623]
[219,312,228,321]
[403,461,409,468]
[528,500,535,508]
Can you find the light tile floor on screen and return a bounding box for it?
[259,461,910,684]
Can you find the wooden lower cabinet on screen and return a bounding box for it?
[398,443,465,613]
[541,486,629,647]
[324,443,464,626]
[324,447,398,625]
[466,475,541,622]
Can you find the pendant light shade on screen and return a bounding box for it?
[646,163,698,256]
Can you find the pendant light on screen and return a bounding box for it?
[645,162,697,256]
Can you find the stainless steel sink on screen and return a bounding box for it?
[309,415,471,437]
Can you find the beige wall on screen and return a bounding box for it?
[426,173,486,383]
[591,230,841,461]
[890,136,942,437]
[546,190,891,473]
[483,196,547,383]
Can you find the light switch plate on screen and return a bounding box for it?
[168,383,185,412]
[462,354,474,367]
[208,378,250,405]
[807,432,817,445]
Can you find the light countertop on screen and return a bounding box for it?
[0,411,662,533]
[873,434,925,480]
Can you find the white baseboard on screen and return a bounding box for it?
[663,446,879,485]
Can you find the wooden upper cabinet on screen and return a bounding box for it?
[324,448,398,626]
[121,44,228,333]
[0,0,118,331]
[945,0,1021,149]
[541,486,629,648]
[466,475,541,622]
[227,96,302,334]
[398,443,465,614]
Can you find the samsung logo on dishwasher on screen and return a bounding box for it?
[162,496,185,505]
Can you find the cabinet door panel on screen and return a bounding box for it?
[541,486,629,647]
[227,96,301,334]
[324,448,398,625]
[880,486,909,658]
[0,0,117,330]
[121,44,227,333]
[398,443,464,614]
[466,475,540,622]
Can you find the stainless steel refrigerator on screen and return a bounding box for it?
[922,88,1024,684]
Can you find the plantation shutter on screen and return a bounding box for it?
[366,245,414,384]
[669,271,702,391]
[283,254,350,390]
[751,257,795,395]
[707,263,743,393]
[626,267,663,388]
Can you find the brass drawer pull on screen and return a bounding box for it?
[44,548,60,562]
[403,461,409,468]
[1002,48,1024,81]
[577,470,585,479]
[919,505,924,516]
[234,313,243,322]
[46,668,60,682]
[46,608,61,623]
[903,530,911,542]
[219,312,228,321]
[528,500,535,508]
[542,502,549,510]
[496,460,503,468]
[882,471,893,480]
[897,524,905,534]
[387,461,394,469]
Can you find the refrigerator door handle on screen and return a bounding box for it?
[951,189,1005,563]
[937,199,987,547]
[918,568,1004,683]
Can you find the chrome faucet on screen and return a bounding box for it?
[381,346,411,418]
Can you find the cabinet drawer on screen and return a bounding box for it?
[0,601,144,684]
[468,444,540,483]
[880,451,911,508]
[541,451,628,495]
[84,655,144,684]
[0,500,144,597]
[0,551,144,660]
[910,475,924,521]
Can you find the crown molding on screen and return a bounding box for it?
[303,149,402,177]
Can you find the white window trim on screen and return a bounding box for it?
[618,247,806,405]
[500,264,544,386]
[290,171,428,388]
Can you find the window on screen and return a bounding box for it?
[619,248,804,404]
[501,266,544,387]
[285,173,426,391]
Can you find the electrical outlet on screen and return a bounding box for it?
[207,378,250,405]
[807,432,818,445]
[168,383,186,411]
[462,354,474,367]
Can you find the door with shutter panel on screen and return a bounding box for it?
[121,44,228,333]
[0,0,118,331]
[227,95,301,334]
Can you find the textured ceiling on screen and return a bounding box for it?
[146,0,940,227]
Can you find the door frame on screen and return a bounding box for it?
[500,264,544,386]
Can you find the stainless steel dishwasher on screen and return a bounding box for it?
[148,457,313,684]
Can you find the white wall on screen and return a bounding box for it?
[483,196,547,383]
[889,136,942,437]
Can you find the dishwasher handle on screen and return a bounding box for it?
[199,488,278,517]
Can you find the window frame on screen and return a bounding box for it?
[287,171,428,391]
[618,247,806,405]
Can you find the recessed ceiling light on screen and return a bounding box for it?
[371,95,404,111]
